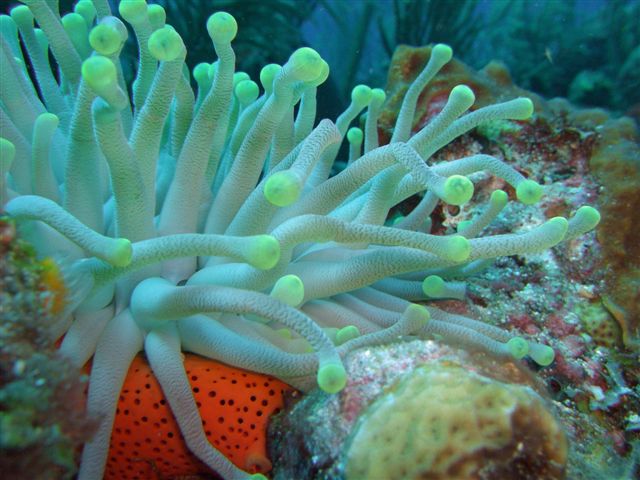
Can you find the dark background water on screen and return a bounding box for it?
[3,0,639,118]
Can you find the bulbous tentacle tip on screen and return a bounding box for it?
[490,189,508,207]
[336,325,360,345]
[443,174,474,206]
[422,275,446,298]
[271,274,304,307]
[347,127,364,144]
[82,55,117,91]
[1,137,17,164]
[450,84,475,109]
[529,343,555,366]
[516,179,543,205]
[10,5,34,26]
[317,363,347,394]
[286,47,324,83]
[148,25,185,61]
[264,170,302,207]
[432,43,453,64]
[351,84,373,108]
[246,235,281,270]
[89,20,127,55]
[107,238,133,267]
[445,235,471,262]
[404,303,430,330]
[574,205,601,231]
[513,97,535,119]
[507,337,529,359]
[118,0,148,25]
[207,11,238,44]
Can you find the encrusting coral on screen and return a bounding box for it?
[345,362,568,480]
[0,0,600,478]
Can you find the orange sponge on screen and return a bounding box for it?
[105,353,294,479]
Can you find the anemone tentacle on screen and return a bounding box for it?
[0,3,600,479]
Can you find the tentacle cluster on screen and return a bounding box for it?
[0,1,599,479]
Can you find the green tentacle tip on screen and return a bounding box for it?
[148,25,184,61]
[317,363,347,394]
[512,97,535,119]
[1,138,17,164]
[260,64,281,91]
[35,112,59,129]
[193,62,210,84]
[206,11,237,44]
[336,326,360,345]
[271,274,304,307]
[546,216,569,238]
[422,275,446,298]
[450,84,475,108]
[108,238,133,268]
[347,127,363,145]
[443,174,473,205]
[233,71,250,86]
[351,84,373,108]
[0,16,17,37]
[405,303,430,329]
[118,0,147,24]
[516,179,543,205]
[574,206,601,231]
[490,189,508,207]
[287,47,323,82]
[246,235,280,270]
[89,23,124,55]
[264,170,302,207]
[147,4,166,29]
[235,79,259,105]
[62,13,86,35]
[250,475,268,480]
[10,5,33,25]
[74,1,96,23]
[310,60,330,87]
[445,235,470,262]
[370,88,386,106]
[506,337,529,359]
[81,56,116,92]
[529,343,555,366]
[432,44,453,63]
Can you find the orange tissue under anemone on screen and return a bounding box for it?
[104,353,295,480]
